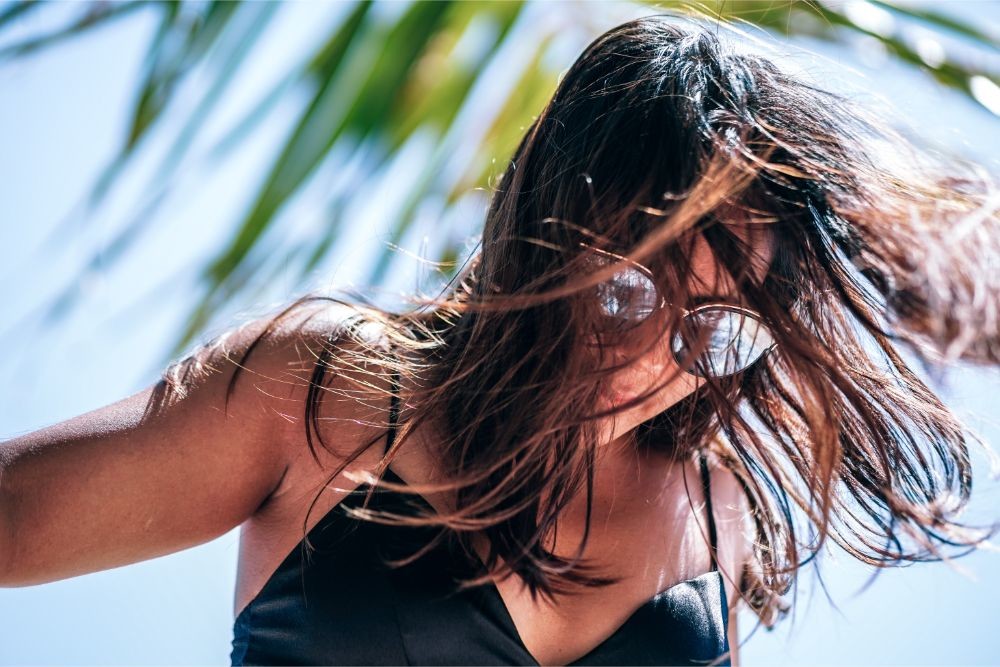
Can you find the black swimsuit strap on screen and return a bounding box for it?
[698,451,720,572]
[385,366,402,455]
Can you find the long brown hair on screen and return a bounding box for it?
[162,14,1000,642]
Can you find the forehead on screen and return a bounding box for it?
[686,220,776,297]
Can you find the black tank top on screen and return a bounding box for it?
[231,370,730,666]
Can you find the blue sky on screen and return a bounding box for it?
[1,2,999,664]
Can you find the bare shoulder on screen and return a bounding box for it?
[163,297,398,508]
[229,299,398,511]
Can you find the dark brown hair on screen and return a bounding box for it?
[161,14,1000,651]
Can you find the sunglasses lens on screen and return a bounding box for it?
[670,307,774,377]
[596,265,659,323]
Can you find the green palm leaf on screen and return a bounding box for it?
[2,0,994,361]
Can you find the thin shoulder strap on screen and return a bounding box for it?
[698,451,720,572]
[385,365,401,456]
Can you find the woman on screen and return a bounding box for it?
[2,15,998,667]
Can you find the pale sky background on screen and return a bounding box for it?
[1,1,999,665]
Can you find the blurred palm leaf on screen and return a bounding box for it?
[1,0,996,361]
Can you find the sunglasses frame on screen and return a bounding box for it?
[592,259,779,378]
[668,301,778,379]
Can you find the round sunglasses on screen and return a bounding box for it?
[594,264,777,378]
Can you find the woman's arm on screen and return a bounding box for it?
[0,307,337,587]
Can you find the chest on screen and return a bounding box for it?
[471,482,729,664]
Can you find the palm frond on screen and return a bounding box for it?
[2,0,993,359]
